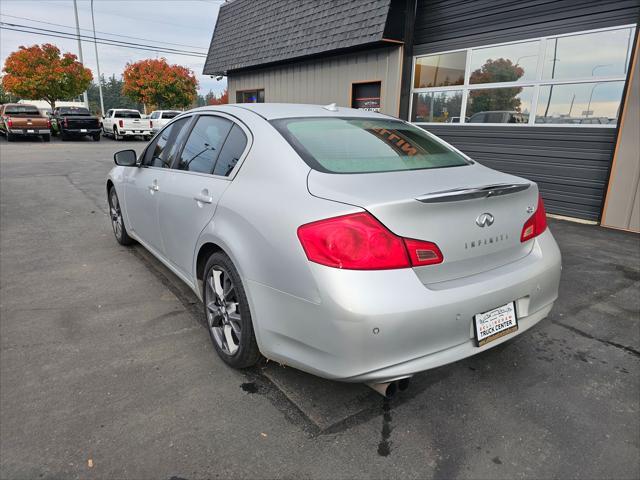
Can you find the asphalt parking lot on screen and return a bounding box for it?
[1,135,639,480]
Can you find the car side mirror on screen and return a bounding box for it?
[114,149,137,167]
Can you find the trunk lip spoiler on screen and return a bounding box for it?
[416,183,531,203]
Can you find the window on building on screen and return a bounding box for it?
[351,81,382,112]
[410,25,635,126]
[236,89,265,103]
[414,51,466,88]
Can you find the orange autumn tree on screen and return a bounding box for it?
[2,43,92,110]
[122,58,198,110]
[207,88,228,105]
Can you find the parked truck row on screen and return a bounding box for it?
[0,103,182,142]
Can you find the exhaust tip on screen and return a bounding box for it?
[367,381,398,398]
[366,377,412,398]
[385,382,398,399]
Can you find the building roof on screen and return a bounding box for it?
[203,0,394,75]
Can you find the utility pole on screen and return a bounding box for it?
[73,0,90,109]
[91,0,105,115]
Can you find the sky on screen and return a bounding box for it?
[0,0,227,96]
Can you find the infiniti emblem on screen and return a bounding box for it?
[476,213,494,227]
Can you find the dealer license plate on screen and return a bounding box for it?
[80,129,87,133]
[474,301,518,347]
[27,129,35,133]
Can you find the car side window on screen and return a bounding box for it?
[143,118,189,168]
[176,116,232,174]
[213,124,248,177]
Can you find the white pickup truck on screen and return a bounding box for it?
[101,109,152,140]
[149,110,182,134]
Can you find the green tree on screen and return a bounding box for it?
[0,82,17,103]
[87,74,142,114]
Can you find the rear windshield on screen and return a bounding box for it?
[4,106,40,116]
[114,111,141,119]
[59,107,90,116]
[271,117,469,173]
[162,111,180,119]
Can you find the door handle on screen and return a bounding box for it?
[193,194,213,204]
[148,181,159,192]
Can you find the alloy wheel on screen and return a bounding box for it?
[205,266,242,355]
[109,191,123,240]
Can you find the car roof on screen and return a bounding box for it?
[190,103,396,121]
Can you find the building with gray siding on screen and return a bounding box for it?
[204,0,640,231]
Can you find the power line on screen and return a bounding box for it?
[0,13,208,51]
[0,22,208,57]
[0,25,207,58]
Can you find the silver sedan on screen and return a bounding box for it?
[106,104,561,394]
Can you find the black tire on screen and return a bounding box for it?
[60,132,68,141]
[113,127,121,141]
[203,252,260,368]
[42,134,51,142]
[108,186,134,246]
[6,131,14,142]
[93,133,101,142]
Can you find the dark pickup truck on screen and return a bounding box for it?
[50,106,101,141]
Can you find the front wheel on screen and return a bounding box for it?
[93,133,101,142]
[42,134,50,142]
[6,131,14,142]
[108,186,134,245]
[203,252,260,368]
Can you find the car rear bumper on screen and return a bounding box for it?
[120,130,151,136]
[9,129,49,135]
[64,128,101,135]
[248,228,562,383]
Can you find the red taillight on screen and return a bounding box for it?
[297,212,443,270]
[404,238,444,266]
[6,117,12,128]
[118,119,124,128]
[63,117,68,128]
[521,194,548,242]
[47,118,51,128]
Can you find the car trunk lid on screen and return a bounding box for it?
[307,163,538,284]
